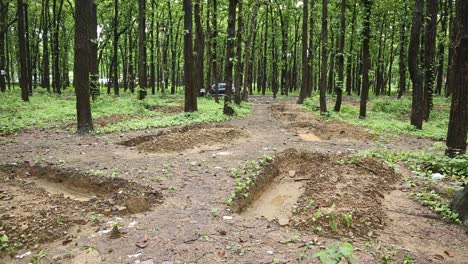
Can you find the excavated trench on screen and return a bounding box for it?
[0,164,162,247]
[233,149,401,238]
[120,124,249,153]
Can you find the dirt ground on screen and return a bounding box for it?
[0,96,466,264]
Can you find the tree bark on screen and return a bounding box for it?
[297,0,309,104]
[89,0,99,100]
[334,0,346,112]
[194,0,205,98]
[184,0,197,112]
[446,0,468,155]
[112,0,120,95]
[17,0,29,101]
[74,0,93,134]
[359,0,372,118]
[138,0,148,100]
[319,0,328,114]
[234,0,243,104]
[224,0,237,115]
[409,0,424,129]
[398,2,408,99]
[423,0,439,120]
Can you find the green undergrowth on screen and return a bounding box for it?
[226,154,274,206]
[0,89,252,134]
[304,95,451,140]
[353,149,466,223]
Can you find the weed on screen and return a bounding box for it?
[313,242,358,264]
[211,208,219,215]
[31,250,46,264]
[342,213,353,228]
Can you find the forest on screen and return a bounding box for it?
[0,0,467,263]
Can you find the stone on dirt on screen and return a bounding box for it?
[451,185,468,229]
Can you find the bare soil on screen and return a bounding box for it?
[119,124,249,153]
[0,164,161,247]
[235,149,401,238]
[0,96,466,264]
[147,105,184,114]
[271,103,374,142]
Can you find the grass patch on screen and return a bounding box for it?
[304,95,451,140]
[0,89,252,134]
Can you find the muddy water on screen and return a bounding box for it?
[243,176,305,226]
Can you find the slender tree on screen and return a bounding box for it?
[446,0,468,156]
[184,0,197,112]
[242,0,260,101]
[234,0,243,104]
[398,2,408,99]
[409,0,424,129]
[194,0,205,97]
[319,0,328,114]
[224,0,237,115]
[423,0,438,120]
[334,0,346,112]
[90,0,99,101]
[138,0,148,100]
[74,0,93,133]
[17,0,29,102]
[359,0,372,118]
[297,0,309,104]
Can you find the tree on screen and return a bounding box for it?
[224,0,237,115]
[17,0,29,102]
[319,0,328,114]
[297,0,309,105]
[423,0,438,120]
[234,0,243,104]
[446,0,468,156]
[334,0,346,112]
[74,0,93,134]
[242,0,260,101]
[90,0,99,101]
[112,0,120,96]
[194,0,205,98]
[409,0,424,129]
[184,0,197,112]
[359,0,372,118]
[138,0,147,100]
[397,2,408,99]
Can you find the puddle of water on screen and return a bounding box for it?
[28,178,95,202]
[243,177,305,226]
[299,133,322,142]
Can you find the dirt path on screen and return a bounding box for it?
[0,96,467,264]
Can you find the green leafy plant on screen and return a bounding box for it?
[31,250,46,264]
[313,242,358,264]
[342,213,353,228]
[0,235,8,251]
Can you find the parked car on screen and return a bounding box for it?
[199,83,236,96]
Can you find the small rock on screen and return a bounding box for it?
[138,260,154,264]
[223,216,233,220]
[432,173,445,180]
[288,170,296,177]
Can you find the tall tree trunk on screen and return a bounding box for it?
[386,14,396,96]
[211,0,220,102]
[334,0,346,111]
[89,0,99,101]
[138,0,148,100]
[398,2,408,99]
[17,0,29,101]
[409,0,424,129]
[24,2,32,94]
[112,0,120,95]
[194,0,205,98]
[346,0,357,95]
[224,0,237,115]
[184,0,197,111]
[319,0,328,113]
[445,0,455,97]
[150,1,156,95]
[306,0,315,97]
[52,0,63,94]
[423,0,438,120]
[359,0,372,118]
[297,0,309,104]
[0,1,8,93]
[234,0,243,104]
[446,0,468,155]
[205,1,212,96]
[74,0,93,133]
[436,0,449,96]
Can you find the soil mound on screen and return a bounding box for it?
[271,103,373,141]
[120,124,248,153]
